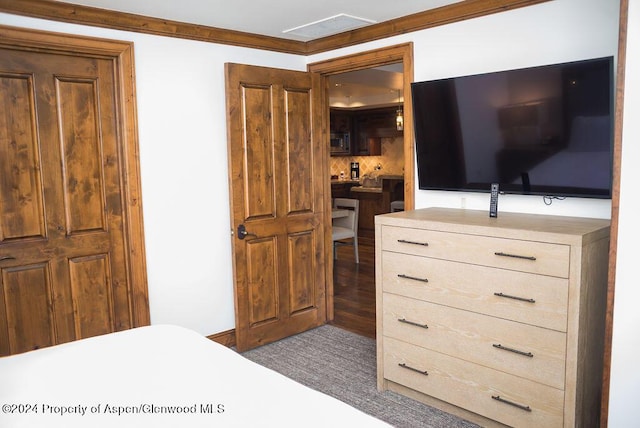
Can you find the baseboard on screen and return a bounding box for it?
[207,329,236,348]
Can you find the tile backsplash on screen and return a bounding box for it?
[330,136,404,178]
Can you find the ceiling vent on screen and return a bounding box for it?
[283,14,376,40]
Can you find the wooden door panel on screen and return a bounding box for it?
[57,77,107,233]
[285,88,313,214]
[243,84,276,220]
[287,230,316,313]
[69,254,114,338]
[246,237,278,326]
[0,263,55,355]
[0,73,46,241]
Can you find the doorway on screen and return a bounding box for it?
[308,43,414,335]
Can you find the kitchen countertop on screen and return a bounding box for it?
[331,175,403,184]
[350,186,382,193]
[331,179,360,184]
[334,175,404,194]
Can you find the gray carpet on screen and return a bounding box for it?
[240,325,480,428]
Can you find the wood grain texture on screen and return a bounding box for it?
[309,43,414,319]
[600,0,628,424]
[0,74,45,240]
[331,236,376,339]
[381,224,571,277]
[0,265,54,354]
[225,63,326,351]
[376,208,610,427]
[383,337,565,427]
[381,251,569,331]
[207,329,236,347]
[209,236,377,346]
[0,0,552,55]
[0,26,149,355]
[306,0,553,55]
[0,0,304,54]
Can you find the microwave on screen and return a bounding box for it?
[330,132,350,155]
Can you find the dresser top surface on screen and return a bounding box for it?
[376,208,610,243]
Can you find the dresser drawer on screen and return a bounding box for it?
[381,251,569,331]
[383,337,564,428]
[383,293,567,389]
[380,225,570,278]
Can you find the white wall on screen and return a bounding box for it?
[608,1,640,426]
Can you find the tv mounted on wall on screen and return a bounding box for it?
[411,56,614,199]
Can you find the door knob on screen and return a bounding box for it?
[237,224,257,240]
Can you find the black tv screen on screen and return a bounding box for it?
[411,56,614,198]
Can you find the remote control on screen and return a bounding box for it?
[489,183,499,218]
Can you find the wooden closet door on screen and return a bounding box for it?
[0,46,135,355]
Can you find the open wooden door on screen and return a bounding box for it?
[225,63,328,351]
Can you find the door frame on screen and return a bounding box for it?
[0,25,150,327]
[308,43,414,320]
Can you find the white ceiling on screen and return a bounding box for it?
[52,0,462,107]
[54,0,463,41]
[329,64,404,109]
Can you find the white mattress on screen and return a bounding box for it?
[0,324,390,427]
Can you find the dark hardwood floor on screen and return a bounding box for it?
[330,236,376,339]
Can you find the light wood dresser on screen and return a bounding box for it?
[375,208,610,427]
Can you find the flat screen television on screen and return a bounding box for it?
[411,56,614,199]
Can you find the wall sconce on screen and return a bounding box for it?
[396,90,404,131]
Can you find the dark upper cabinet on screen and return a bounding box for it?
[354,134,381,156]
[330,109,352,156]
[330,109,351,133]
[330,107,402,156]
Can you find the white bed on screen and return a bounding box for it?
[0,324,391,428]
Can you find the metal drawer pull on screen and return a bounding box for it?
[398,363,428,376]
[398,274,429,283]
[398,318,429,329]
[492,343,534,358]
[0,256,16,262]
[494,251,536,261]
[491,395,531,412]
[494,292,535,303]
[397,239,429,247]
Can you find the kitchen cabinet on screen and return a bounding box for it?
[353,107,401,155]
[351,189,387,237]
[330,107,402,156]
[330,109,352,156]
[348,177,403,237]
[331,180,358,198]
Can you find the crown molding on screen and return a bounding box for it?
[0,0,305,53]
[305,0,551,54]
[0,0,551,55]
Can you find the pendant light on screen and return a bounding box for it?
[395,89,404,131]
